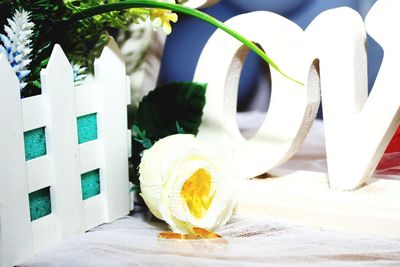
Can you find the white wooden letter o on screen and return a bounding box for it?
[194,12,320,179]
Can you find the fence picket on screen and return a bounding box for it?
[40,44,85,240]
[79,141,100,174]
[95,46,130,222]
[22,95,47,131]
[75,83,98,116]
[0,55,34,266]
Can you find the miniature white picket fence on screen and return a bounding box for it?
[0,44,133,267]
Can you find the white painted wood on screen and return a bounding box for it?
[305,6,400,190]
[41,44,85,240]
[22,95,46,132]
[234,169,400,239]
[127,130,132,158]
[181,0,219,9]
[0,43,131,266]
[83,195,105,231]
[195,0,400,190]
[126,76,131,106]
[0,55,34,267]
[365,0,400,49]
[31,215,57,254]
[304,8,369,190]
[95,47,130,222]
[129,182,134,211]
[194,12,320,179]
[78,141,99,174]
[27,156,51,193]
[75,84,98,117]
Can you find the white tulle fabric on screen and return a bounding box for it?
[21,211,400,267]
[21,112,400,266]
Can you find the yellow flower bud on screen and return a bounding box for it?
[150,9,178,35]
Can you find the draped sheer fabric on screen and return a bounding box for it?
[22,112,400,266]
[21,211,400,266]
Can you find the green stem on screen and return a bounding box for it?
[70,1,304,86]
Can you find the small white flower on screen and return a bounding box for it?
[139,134,236,233]
[0,9,34,90]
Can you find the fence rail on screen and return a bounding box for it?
[0,44,132,267]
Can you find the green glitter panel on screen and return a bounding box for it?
[81,169,101,200]
[24,127,47,161]
[29,187,51,221]
[77,113,98,144]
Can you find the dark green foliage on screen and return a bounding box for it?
[130,130,147,190]
[0,1,11,27]
[65,0,148,28]
[130,82,207,190]
[0,0,146,97]
[136,82,207,140]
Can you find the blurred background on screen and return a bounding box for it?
[158,0,380,117]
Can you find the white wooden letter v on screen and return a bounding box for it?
[194,0,400,190]
[308,0,400,190]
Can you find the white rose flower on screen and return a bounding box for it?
[139,134,236,233]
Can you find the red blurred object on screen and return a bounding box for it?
[385,127,400,153]
[376,127,400,174]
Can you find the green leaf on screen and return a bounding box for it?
[175,121,185,134]
[70,1,304,86]
[136,82,207,140]
[132,125,153,149]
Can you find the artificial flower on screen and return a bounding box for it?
[139,134,235,233]
[0,9,34,90]
[150,8,178,35]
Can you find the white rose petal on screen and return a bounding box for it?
[139,134,236,233]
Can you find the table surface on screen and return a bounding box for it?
[21,114,400,267]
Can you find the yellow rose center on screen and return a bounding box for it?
[181,168,214,219]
